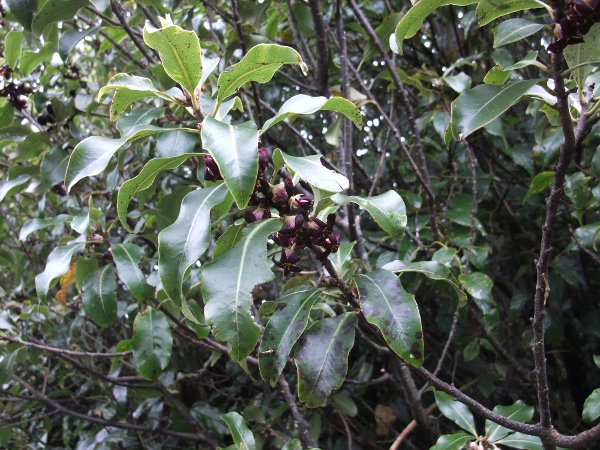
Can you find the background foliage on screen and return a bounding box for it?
[1,0,600,449]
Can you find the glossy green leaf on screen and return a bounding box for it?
[476,0,546,26]
[0,104,14,128]
[500,51,539,70]
[19,215,69,241]
[564,23,600,90]
[451,80,538,139]
[59,25,100,62]
[459,272,494,314]
[143,22,202,104]
[31,0,91,37]
[158,183,228,302]
[594,354,600,369]
[217,44,307,102]
[98,74,179,122]
[524,171,554,202]
[493,19,544,48]
[117,153,199,231]
[353,269,423,366]
[434,390,477,435]
[0,174,30,203]
[201,219,281,361]
[486,401,535,442]
[331,191,407,240]
[261,95,362,134]
[0,350,19,384]
[112,243,153,301]
[41,147,69,187]
[116,107,165,136]
[393,0,477,55]
[35,242,86,301]
[155,129,198,158]
[294,312,357,408]
[133,307,173,380]
[430,431,474,450]
[212,223,245,260]
[275,149,349,193]
[65,125,197,192]
[5,31,24,68]
[20,43,56,76]
[484,65,511,85]
[82,265,117,328]
[583,389,600,423]
[259,287,322,386]
[220,412,255,450]
[201,116,259,209]
[6,0,37,31]
[495,432,542,449]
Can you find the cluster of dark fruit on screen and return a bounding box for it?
[549,0,600,52]
[37,104,56,126]
[0,75,32,110]
[203,148,340,276]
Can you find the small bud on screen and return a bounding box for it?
[258,147,270,171]
[203,155,222,181]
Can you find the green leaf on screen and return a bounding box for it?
[564,23,600,91]
[294,312,357,408]
[5,31,24,68]
[59,25,100,62]
[156,129,198,157]
[220,412,255,450]
[484,65,512,85]
[201,219,281,361]
[82,265,117,328]
[459,272,494,315]
[0,174,31,203]
[495,432,543,449]
[434,390,477,435]
[112,243,154,301]
[451,80,538,140]
[476,0,546,26]
[65,125,197,192]
[116,107,165,136]
[19,215,69,241]
[35,242,86,301]
[133,307,173,380]
[332,393,358,417]
[353,269,423,366]
[430,431,474,450]
[524,171,554,202]
[31,0,91,37]
[583,389,600,423]
[201,117,259,209]
[486,401,535,442]
[143,22,202,105]
[41,147,69,187]
[493,19,545,48]
[275,149,349,193]
[594,355,600,369]
[500,51,539,70]
[20,43,56,76]
[98,74,179,122]
[331,191,407,240]
[117,153,199,231]
[261,95,362,134]
[0,350,19,384]
[217,44,308,102]
[259,287,322,386]
[0,103,14,128]
[393,0,477,55]
[158,184,228,302]
[212,223,246,260]
[6,0,37,31]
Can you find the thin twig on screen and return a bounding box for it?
[308,0,329,95]
[0,335,132,358]
[110,0,157,65]
[279,375,315,448]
